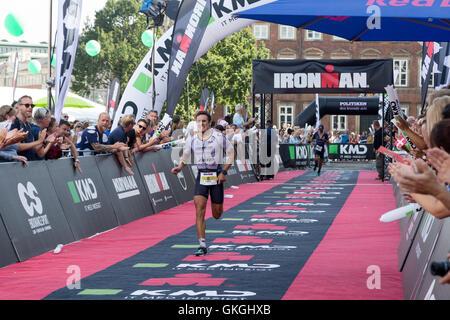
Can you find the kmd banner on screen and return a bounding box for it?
[253,59,394,94]
[279,144,309,168]
[112,0,276,129]
[54,0,83,123]
[328,143,375,160]
[166,0,211,117]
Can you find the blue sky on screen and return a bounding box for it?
[0,0,107,43]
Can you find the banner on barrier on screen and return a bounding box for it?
[134,151,178,213]
[0,161,75,261]
[328,143,375,160]
[401,212,444,300]
[95,154,154,225]
[0,215,18,268]
[416,218,450,300]
[235,159,257,183]
[47,157,119,240]
[279,144,309,168]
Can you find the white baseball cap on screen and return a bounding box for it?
[235,104,243,111]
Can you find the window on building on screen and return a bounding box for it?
[279,25,296,40]
[253,24,269,40]
[393,59,409,87]
[305,30,322,41]
[279,105,294,127]
[331,115,347,131]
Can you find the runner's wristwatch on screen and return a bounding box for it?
[219,169,228,175]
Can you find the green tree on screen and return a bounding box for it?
[72,0,154,96]
[175,27,271,123]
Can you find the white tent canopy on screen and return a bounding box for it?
[0,87,106,122]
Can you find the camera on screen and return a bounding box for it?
[430,260,450,277]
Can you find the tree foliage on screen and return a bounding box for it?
[72,0,270,124]
[72,0,152,96]
[175,28,270,123]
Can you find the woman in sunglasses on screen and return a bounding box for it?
[132,119,162,153]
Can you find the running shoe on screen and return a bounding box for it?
[194,247,207,256]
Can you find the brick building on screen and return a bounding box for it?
[248,23,425,135]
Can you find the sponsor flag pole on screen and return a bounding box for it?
[199,87,209,111]
[315,94,320,129]
[54,0,83,123]
[107,78,121,124]
[209,91,215,116]
[166,0,211,118]
[12,51,19,102]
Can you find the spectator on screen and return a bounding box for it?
[72,121,84,145]
[360,131,368,144]
[61,113,69,121]
[367,133,374,144]
[340,130,349,143]
[171,115,184,140]
[45,119,82,172]
[233,104,255,129]
[289,129,300,144]
[215,124,226,135]
[0,105,28,165]
[108,114,136,175]
[129,119,161,153]
[389,119,450,219]
[76,112,128,156]
[373,120,384,180]
[32,108,56,160]
[10,95,47,161]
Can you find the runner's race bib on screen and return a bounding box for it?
[315,145,323,152]
[200,172,217,186]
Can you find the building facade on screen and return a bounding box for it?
[249,23,425,135]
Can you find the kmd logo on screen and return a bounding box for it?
[340,144,368,155]
[67,179,101,212]
[17,182,51,235]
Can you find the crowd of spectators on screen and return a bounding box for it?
[0,92,449,285]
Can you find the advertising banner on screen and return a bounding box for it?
[134,151,178,213]
[279,144,309,168]
[401,212,444,300]
[327,143,375,160]
[0,216,18,268]
[415,218,450,300]
[163,147,197,206]
[112,0,276,129]
[253,59,394,94]
[54,0,83,122]
[47,157,119,240]
[0,161,74,261]
[397,208,425,271]
[95,154,154,225]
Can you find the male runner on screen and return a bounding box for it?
[312,124,329,176]
[171,110,234,256]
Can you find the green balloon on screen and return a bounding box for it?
[86,40,101,57]
[141,30,153,48]
[4,13,24,37]
[28,60,41,75]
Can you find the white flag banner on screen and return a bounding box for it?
[112,0,276,130]
[315,94,320,129]
[55,0,83,123]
